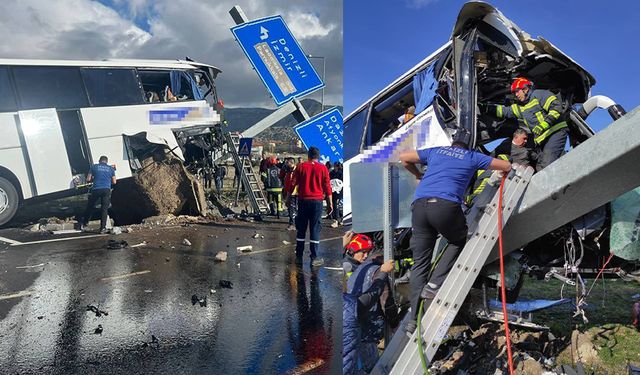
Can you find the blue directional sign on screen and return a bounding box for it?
[238,138,253,157]
[231,16,324,106]
[294,107,343,163]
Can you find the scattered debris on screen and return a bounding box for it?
[110,227,122,235]
[182,238,192,246]
[237,245,253,253]
[214,251,228,262]
[252,233,260,239]
[37,316,43,320]
[94,324,103,335]
[165,257,170,262]
[130,241,148,248]
[106,240,128,249]
[144,289,153,293]
[191,294,207,307]
[86,305,109,317]
[210,289,216,294]
[219,280,233,289]
[282,240,291,245]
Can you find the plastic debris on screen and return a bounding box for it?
[237,245,253,253]
[252,233,260,239]
[106,240,128,249]
[219,280,233,289]
[191,294,207,307]
[214,251,228,262]
[86,305,109,317]
[110,227,122,235]
[130,241,148,248]
[182,238,192,246]
[282,240,291,245]
[94,324,103,334]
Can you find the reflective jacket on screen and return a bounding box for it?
[494,89,567,144]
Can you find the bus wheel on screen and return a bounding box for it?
[0,177,19,226]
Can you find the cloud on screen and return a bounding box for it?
[405,0,440,9]
[0,0,342,108]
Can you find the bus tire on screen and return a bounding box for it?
[0,176,19,226]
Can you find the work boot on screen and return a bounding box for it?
[420,285,438,300]
[394,271,411,286]
[311,258,325,267]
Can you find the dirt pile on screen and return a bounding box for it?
[111,152,208,225]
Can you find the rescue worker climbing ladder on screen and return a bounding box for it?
[483,77,568,170]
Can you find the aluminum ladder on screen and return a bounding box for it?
[373,164,534,374]
[225,132,270,215]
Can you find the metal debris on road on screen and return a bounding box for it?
[237,245,253,253]
[182,238,192,246]
[191,294,207,307]
[214,251,228,262]
[86,305,109,317]
[106,240,128,249]
[219,280,233,289]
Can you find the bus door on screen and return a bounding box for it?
[57,109,92,176]
[18,109,73,195]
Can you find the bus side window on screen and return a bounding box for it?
[13,66,89,110]
[0,67,18,112]
[81,68,145,107]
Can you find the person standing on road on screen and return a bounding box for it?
[265,157,283,218]
[399,138,511,333]
[287,147,332,267]
[82,156,116,233]
[282,158,298,231]
[329,161,343,228]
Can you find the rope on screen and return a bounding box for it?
[497,173,515,375]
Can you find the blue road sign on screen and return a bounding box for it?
[231,16,324,106]
[238,138,253,157]
[294,107,343,163]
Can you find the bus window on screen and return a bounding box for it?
[193,70,215,106]
[138,70,198,103]
[344,106,369,160]
[0,67,18,112]
[13,66,89,110]
[81,68,144,107]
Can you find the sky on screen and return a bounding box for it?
[0,0,342,108]
[344,0,640,133]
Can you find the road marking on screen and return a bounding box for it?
[0,236,22,245]
[0,290,33,301]
[239,235,343,256]
[10,234,107,246]
[101,270,151,281]
[16,263,46,269]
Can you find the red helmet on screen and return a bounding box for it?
[268,156,277,166]
[345,234,374,254]
[511,77,533,93]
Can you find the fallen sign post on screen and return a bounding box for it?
[294,107,343,163]
[230,15,324,106]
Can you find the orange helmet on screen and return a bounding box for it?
[511,77,533,93]
[345,234,374,254]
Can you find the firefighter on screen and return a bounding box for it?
[399,135,511,334]
[342,232,395,375]
[483,77,568,171]
[264,157,283,218]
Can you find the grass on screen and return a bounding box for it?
[515,277,640,373]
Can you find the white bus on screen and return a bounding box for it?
[0,58,223,225]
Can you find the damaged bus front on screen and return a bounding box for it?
[0,58,224,226]
[345,1,639,300]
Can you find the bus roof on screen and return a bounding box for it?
[0,58,221,74]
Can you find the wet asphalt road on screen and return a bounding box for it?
[0,219,344,374]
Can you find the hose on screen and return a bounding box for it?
[497,173,515,375]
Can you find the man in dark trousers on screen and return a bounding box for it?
[399,137,511,333]
[287,147,332,267]
[83,156,116,233]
